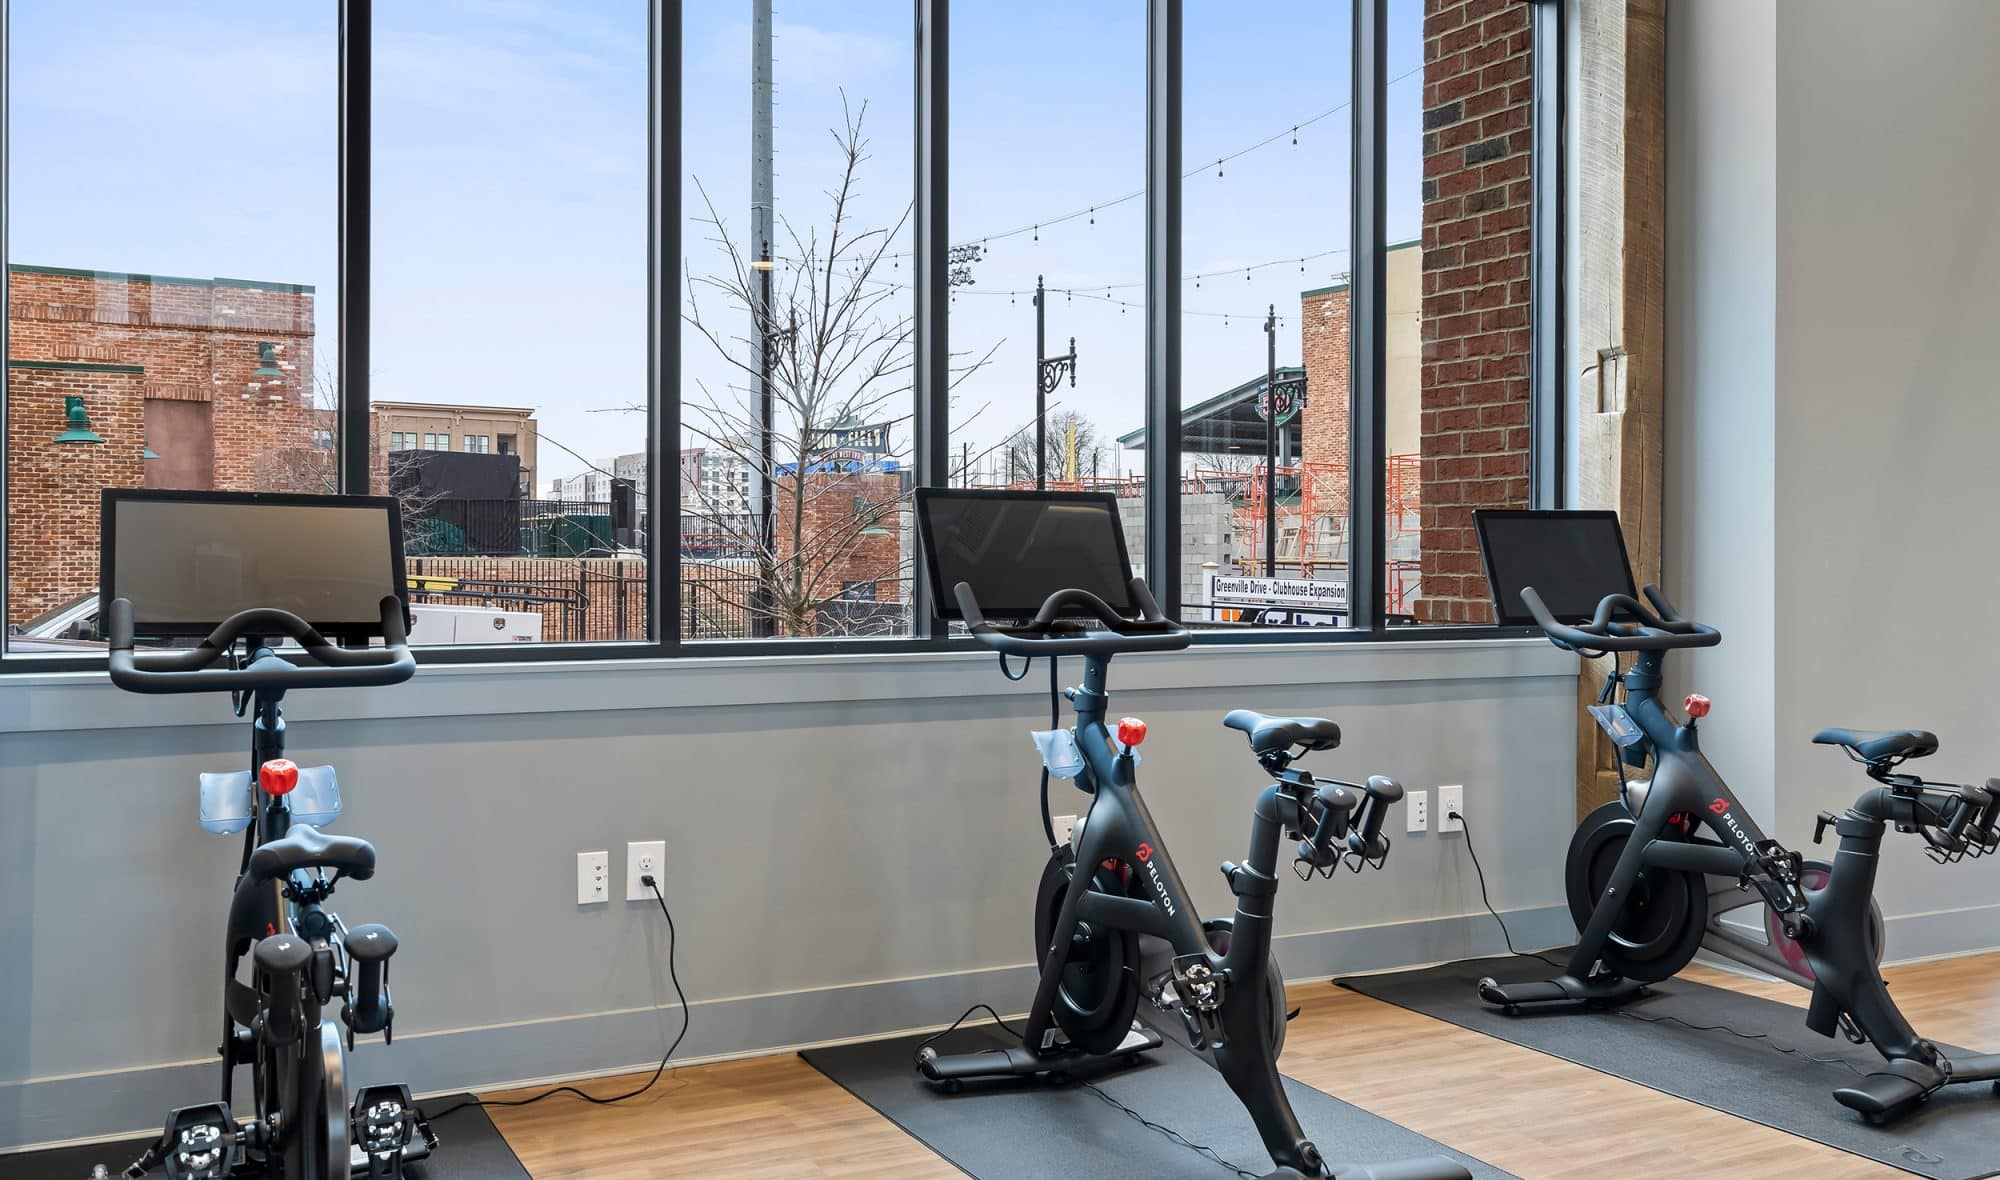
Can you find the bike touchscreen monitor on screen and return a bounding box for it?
[1475,509,1636,627]
[101,489,407,638]
[917,488,1135,621]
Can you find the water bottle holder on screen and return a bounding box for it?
[200,766,341,833]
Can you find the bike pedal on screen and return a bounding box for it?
[157,1104,237,1180]
[352,1084,421,1174]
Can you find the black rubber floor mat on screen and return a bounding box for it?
[803,1024,1511,1179]
[1341,954,2000,1180]
[0,1096,529,1180]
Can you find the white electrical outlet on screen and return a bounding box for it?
[1406,789,1429,834]
[626,840,666,901]
[577,851,609,905]
[1053,815,1079,847]
[1438,785,1465,834]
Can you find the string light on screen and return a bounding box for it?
[866,66,1423,262]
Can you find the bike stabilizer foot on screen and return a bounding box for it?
[1478,973,1640,1012]
[1328,1157,1475,1180]
[916,1024,1162,1089]
[1834,1052,2000,1125]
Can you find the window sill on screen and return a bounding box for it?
[0,636,1573,735]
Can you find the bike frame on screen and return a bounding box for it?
[1028,651,1318,1173]
[231,665,351,1175]
[1564,650,1779,980]
[1573,649,1930,1061]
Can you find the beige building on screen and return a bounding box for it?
[375,401,538,494]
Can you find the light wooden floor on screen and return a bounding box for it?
[485,951,2000,1179]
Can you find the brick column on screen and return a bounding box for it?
[1298,284,1353,526]
[1417,0,1533,623]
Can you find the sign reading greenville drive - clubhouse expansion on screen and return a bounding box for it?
[1204,573,1349,628]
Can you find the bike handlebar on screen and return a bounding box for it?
[1520,584,1722,653]
[107,596,417,694]
[956,578,1192,657]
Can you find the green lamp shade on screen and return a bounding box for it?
[251,342,285,380]
[54,395,104,445]
[143,446,161,460]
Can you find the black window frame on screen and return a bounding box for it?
[0,0,1562,673]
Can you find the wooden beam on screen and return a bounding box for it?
[1573,0,1667,815]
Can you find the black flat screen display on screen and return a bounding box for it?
[1475,509,1636,626]
[916,489,1134,620]
[102,490,405,636]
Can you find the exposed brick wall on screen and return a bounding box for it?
[1299,284,1353,529]
[6,267,321,625]
[5,363,147,621]
[771,467,905,636]
[1418,0,1534,624]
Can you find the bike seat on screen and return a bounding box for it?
[248,823,376,884]
[1812,727,1938,764]
[1223,709,1341,755]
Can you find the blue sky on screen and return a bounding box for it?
[10,0,1429,487]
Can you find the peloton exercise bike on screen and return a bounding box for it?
[98,489,433,1179]
[1471,509,2000,1125]
[910,488,1467,1180]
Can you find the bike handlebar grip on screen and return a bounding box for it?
[1520,586,1722,652]
[253,934,312,1046]
[107,597,415,694]
[1641,584,1690,624]
[956,580,1192,656]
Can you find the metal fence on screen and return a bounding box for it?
[407,555,646,643]
[405,498,630,558]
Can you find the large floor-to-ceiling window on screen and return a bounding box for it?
[0,0,1559,666]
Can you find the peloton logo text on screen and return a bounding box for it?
[1138,845,1174,916]
[1711,798,1757,853]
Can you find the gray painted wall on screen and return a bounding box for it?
[1665,0,2000,951]
[1663,0,1778,821]
[0,641,1578,1148]
[1771,0,2000,918]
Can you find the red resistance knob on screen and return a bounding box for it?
[1683,693,1712,720]
[1116,717,1148,749]
[259,759,300,796]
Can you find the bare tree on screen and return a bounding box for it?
[252,358,448,548]
[1002,409,1110,486]
[683,96,994,637]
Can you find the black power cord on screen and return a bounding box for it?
[429,873,690,1121]
[1449,809,1868,1077]
[1451,809,1563,969]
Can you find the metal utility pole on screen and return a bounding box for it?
[1258,305,1308,580]
[1032,275,1077,489]
[1264,304,1278,577]
[750,0,775,636]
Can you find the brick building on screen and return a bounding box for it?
[6,265,322,624]
[378,400,538,495]
[1415,0,1535,623]
[770,463,906,636]
[1258,0,1537,625]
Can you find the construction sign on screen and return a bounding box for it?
[1204,572,1348,628]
